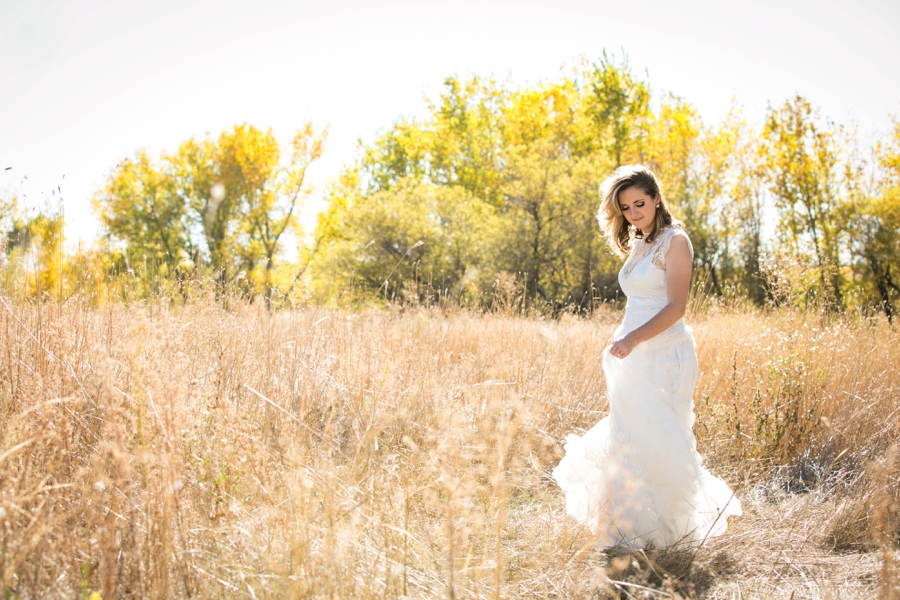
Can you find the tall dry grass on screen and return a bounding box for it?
[0,295,898,598]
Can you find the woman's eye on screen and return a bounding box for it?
[635,202,645,207]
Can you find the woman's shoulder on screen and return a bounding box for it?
[658,224,693,257]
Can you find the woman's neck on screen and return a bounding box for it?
[639,223,661,237]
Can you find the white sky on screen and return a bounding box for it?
[2,0,899,246]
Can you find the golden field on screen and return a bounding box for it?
[0,297,898,599]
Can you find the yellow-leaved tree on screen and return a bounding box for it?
[94,122,327,302]
[846,120,900,320]
[762,96,845,307]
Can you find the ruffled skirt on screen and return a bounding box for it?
[552,318,741,549]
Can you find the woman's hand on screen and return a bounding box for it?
[609,336,637,359]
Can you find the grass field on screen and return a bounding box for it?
[1,296,898,598]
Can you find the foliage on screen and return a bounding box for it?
[306,64,896,315]
[846,186,900,320]
[761,96,846,307]
[584,52,650,166]
[3,56,899,316]
[92,122,327,301]
[836,119,900,320]
[310,59,787,311]
[0,197,71,301]
[313,65,638,309]
[319,178,498,305]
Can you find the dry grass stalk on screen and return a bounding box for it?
[0,295,897,598]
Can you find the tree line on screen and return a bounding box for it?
[2,56,899,316]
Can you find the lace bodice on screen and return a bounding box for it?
[619,226,693,312]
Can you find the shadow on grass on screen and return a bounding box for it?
[592,545,741,599]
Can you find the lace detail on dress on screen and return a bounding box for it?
[621,226,690,279]
[650,227,693,271]
[619,235,655,279]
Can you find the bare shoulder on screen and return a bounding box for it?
[667,227,694,258]
[667,232,690,251]
[664,230,693,272]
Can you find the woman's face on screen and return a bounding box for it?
[617,186,658,234]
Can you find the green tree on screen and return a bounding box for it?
[762,96,845,306]
[583,53,650,166]
[498,80,613,306]
[314,178,498,305]
[727,128,767,304]
[846,120,900,319]
[94,151,191,268]
[847,188,900,320]
[314,61,664,309]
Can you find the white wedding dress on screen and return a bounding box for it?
[553,225,741,549]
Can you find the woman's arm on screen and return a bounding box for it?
[608,234,692,359]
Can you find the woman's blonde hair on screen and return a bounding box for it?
[597,164,679,257]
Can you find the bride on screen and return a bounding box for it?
[553,165,741,549]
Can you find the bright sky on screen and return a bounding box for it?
[2,0,898,246]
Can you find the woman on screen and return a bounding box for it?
[553,165,741,550]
